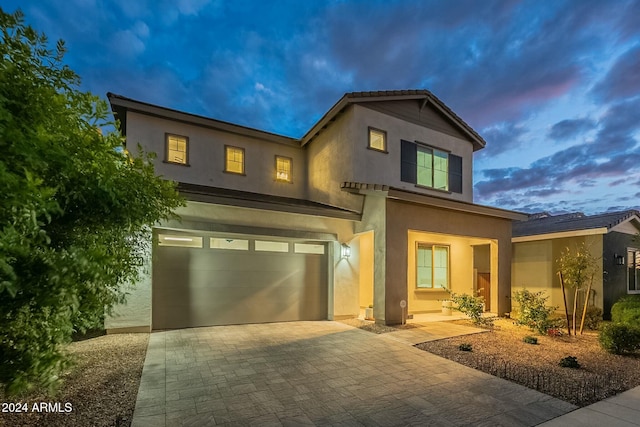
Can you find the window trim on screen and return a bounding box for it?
[224,145,246,175]
[628,247,640,294]
[415,242,450,291]
[165,133,190,166]
[275,155,293,183]
[368,127,388,153]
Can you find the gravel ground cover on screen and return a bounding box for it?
[415,318,640,406]
[0,333,148,427]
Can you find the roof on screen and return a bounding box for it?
[301,90,487,151]
[513,210,640,238]
[108,90,486,150]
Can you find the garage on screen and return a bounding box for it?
[151,231,329,330]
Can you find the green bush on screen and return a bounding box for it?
[523,336,538,345]
[611,295,640,325]
[599,323,640,354]
[458,343,473,352]
[584,306,603,330]
[448,291,494,328]
[513,290,558,334]
[559,356,580,369]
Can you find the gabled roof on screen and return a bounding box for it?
[108,90,486,151]
[513,210,640,239]
[301,90,486,151]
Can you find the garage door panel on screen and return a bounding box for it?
[152,236,328,329]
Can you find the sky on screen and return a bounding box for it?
[5,0,640,215]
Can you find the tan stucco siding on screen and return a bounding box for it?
[306,106,362,211]
[125,111,307,200]
[385,199,513,324]
[351,105,474,203]
[512,235,604,315]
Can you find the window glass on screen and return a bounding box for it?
[629,249,640,293]
[225,146,244,174]
[417,244,448,289]
[167,135,188,164]
[369,128,386,151]
[433,150,449,190]
[158,234,203,248]
[255,240,289,252]
[276,156,292,182]
[294,243,325,254]
[210,238,249,250]
[417,148,433,187]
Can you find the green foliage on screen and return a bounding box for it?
[448,290,493,328]
[558,356,580,369]
[557,243,599,290]
[523,336,538,345]
[0,8,184,395]
[458,343,473,352]
[599,323,640,354]
[584,306,603,330]
[513,290,558,334]
[611,295,640,325]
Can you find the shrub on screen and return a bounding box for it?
[599,323,640,354]
[559,356,580,369]
[448,291,494,328]
[584,306,603,330]
[523,336,538,345]
[611,295,640,325]
[513,290,558,334]
[458,343,473,352]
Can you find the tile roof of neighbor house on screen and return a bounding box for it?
[513,210,640,237]
[301,90,487,150]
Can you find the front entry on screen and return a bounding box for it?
[477,273,491,312]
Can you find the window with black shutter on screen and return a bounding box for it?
[401,140,417,184]
[401,140,463,194]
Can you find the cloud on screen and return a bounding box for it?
[591,45,640,102]
[548,118,596,141]
[478,122,527,157]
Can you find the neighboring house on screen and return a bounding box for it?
[106,90,526,332]
[512,210,640,319]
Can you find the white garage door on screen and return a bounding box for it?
[152,232,329,330]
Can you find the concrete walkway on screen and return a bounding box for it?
[132,321,575,426]
[538,386,640,426]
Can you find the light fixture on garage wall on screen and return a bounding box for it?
[615,253,625,266]
[341,243,351,259]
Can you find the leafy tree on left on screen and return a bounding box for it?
[0,8,185,395]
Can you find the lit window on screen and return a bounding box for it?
[210,238,249,250]
[368,128,386,152]
[225,146,245,174]
[255,240,289,252]
[629,249,640,293]
[417,244,449,289]
[275,156,292,182]
[166,134,188,165]
[158,234,203,248]
[417,147,448,190]
[294,243,325,254]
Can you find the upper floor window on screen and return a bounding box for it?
[401,140,463,194]
[166,134,188,165]
[368,127,387,152]
[416,244,449,289]
[629,248,640,294]
[275,156,292,182]
[225,145,245,175]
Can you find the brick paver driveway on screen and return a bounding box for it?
[132,321,575,426]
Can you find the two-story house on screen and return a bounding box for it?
[106,90,526,332]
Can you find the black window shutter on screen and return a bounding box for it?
[449,154,463,193]
[401,140,417,184]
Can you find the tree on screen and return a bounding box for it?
[557,242,599,335]
[0,8,184,395]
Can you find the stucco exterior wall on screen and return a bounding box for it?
[603,232,638,318]
[125,111,307,200]
[385,199,513,325]
[350,105,474,203]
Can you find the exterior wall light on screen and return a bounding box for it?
[615,254,625,266]
[341,243,351,259]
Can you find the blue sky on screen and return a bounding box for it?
[6,0,640,214]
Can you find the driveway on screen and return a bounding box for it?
[131,321,575,426]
